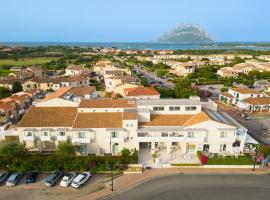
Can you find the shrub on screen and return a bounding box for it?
[200,155,208,165]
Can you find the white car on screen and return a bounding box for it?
[60,172,76,187]
[71,172,91,188]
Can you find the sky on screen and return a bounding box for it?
[0,0,270,42]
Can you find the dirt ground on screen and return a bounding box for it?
[0,173,108,200]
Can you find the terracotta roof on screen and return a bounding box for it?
[18,107,77,127]
[183,112,211,126]
[66,64,84,70]
[123,111,138,120]
[28,77,52,83]
[124,86,160,96]
[230,88,261,94]
[67,86,96,97]
[73,112,122,128]
[42,86,96,102]
[79,99,136,108]
[0,102,14,111]
[0,78,24,84]
[41,87,72,102]
[221,92,234,99]
[139,112,210,127]
[243,97,270,105]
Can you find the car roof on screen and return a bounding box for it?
[74,174,86,181]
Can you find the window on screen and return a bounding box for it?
[191,106,197,111]
[26,132,32,136]
[43,131,48,136]
[220,131,228,138]
[187,132,195,138]
[111,132,119,138]
[58,131,65,136]
[79,132,86,138]
[138,132,148,137]
[112,143,119,153]
[153,106,164,111]
[161,132,168,137]
[185,106,197,111]
[169,106,180,111]
[220,144,226,151]
[203,144,210,152]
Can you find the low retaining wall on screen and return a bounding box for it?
[160,164,259,169]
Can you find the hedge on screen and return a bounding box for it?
[206,156,254,165]
[0,153,138,173]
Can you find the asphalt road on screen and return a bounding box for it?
[134,67,174,89]
[104,174,270,200]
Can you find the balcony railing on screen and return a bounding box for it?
[72,137,91,144]
[57,135,67,141]
[106,137,125,143]
[40,135,51,141]
[23,135,35,141]
[186,136,205,143]
[218,137,234,143]
[137,136,185,143]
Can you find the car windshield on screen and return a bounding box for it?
[0,173,4,178]
[9,174,18,180]
[47,173,58,182]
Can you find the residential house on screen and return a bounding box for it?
[123,86,160,99]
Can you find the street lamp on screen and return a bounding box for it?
[106,159,120,192]
[252,123,264,171]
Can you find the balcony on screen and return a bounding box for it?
[106,137,125,143]
[72,137,91,144]
[23,135,35,141]
[57,135,67,141]
[40,135,51,141]
[218,137,234,143]
[186,136,205,143]
[137,136,185,143]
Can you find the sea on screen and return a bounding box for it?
[1,42,270,50]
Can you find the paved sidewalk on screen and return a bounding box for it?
[77,167,270,200]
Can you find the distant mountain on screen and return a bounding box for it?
[157,23,214,43]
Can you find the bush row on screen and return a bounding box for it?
[0,153,138,173]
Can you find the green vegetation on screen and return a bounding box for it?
[0,57,60,67]
[55,142,76,157]
[11,81,23,93]
[0,87,11,98]
[206,156,254,165]
[0,142,138,172]
[174,78,196,98]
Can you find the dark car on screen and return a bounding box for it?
[45,171,63,187]
[0,172,10,184]
[25,171,39,184]
[6,173,23,186]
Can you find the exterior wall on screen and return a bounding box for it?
[126,95,160,100]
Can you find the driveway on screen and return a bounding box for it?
[104,174,270,200]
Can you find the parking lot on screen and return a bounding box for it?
[0,173,107,200]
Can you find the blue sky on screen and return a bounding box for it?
[0,0,270,42]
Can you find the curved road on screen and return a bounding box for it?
[104,174,270,200]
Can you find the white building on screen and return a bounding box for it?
[3,97,248,165]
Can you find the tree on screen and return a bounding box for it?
[0,141,24,160]
[55,142,75,157]
[174,78,196,98]
[11,81,23,93]
[0,87,11,98]
[155,69,167,78]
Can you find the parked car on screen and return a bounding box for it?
[71,172,91,188]
[45,171,63,187]
[25,171,39,184]
[0,172,10,184]
[6,173,23,186]
[60,172,76,187]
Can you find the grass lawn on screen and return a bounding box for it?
[0,57,60,67]
[206,156,254,165]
